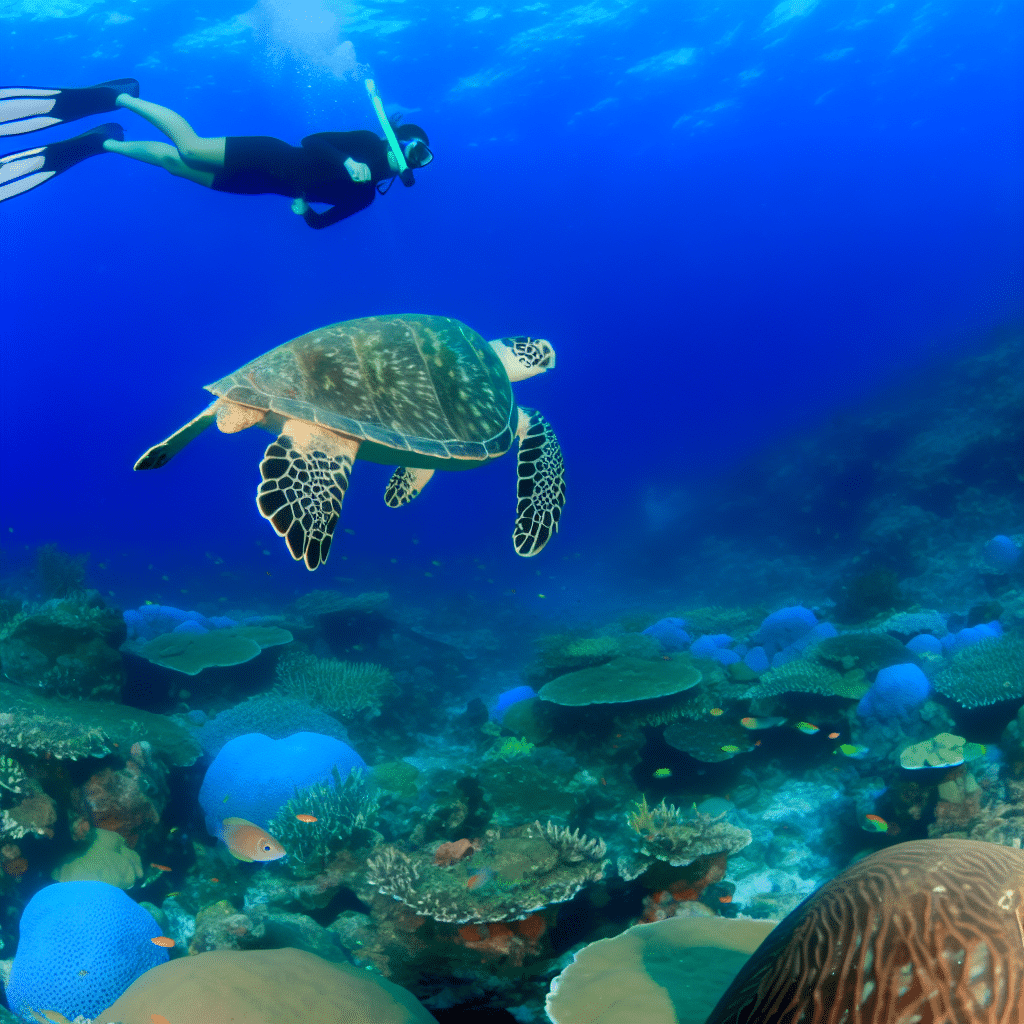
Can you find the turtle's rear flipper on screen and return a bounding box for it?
[513,407,565,556]
[384,467,434,508]
[134,402,218,470]
[257,420,358,571]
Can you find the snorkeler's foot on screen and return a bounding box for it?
[0,79,139,137]
[0,122,123,203]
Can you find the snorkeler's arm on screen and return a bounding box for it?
[301,190,375,230]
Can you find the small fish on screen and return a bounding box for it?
[466,867,494,890]
[718,894,733,903]
[721,744,741,753]
[295,813,318,823]
[220,817,286,863]
[222,794,230,803]
[210,878,219,883]
[862,814,889,833]
[151,863,172,872]
[837,743,870,759]
[828,731,841,739]
[740,716,786,730]
[150,936,175,948]
[653,768,673,778]
[793,722,819,735]
[165,892,180,899]
[709,708,724,716]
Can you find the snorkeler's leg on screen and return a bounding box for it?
[102,137,214,187]
[114,95,225,170]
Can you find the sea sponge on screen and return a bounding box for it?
[51,828,143,889]
[538,656,701,706]
[934,635,1024,708]
[96,947,435,1023]
[856,663,930,719]
[5,880,167,1022]
[198,732,366,839]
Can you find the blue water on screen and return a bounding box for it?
[2,0,1020,612]
[1,3,1023,1021]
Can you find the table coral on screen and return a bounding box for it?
[539,655,701,706]
[131,624,293,675]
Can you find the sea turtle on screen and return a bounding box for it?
[135,314,565,570]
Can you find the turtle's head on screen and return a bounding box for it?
[489,336,556,382]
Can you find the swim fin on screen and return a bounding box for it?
[0,122,124,203]
[0,79,139,137]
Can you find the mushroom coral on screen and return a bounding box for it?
[96,947,436,1023]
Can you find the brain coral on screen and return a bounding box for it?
[934,635,1024,708]
[5,880,167,1022]
[704,839,1024,1024]
[97,947,435,1023]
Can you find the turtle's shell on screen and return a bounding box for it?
[206,315,516,460]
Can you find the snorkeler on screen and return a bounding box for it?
[0,79,433,229]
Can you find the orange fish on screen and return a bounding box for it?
[220,817,286,863]
[718,894,733,903]
[466,867,493,890]
[152,1015,171,1024]
[295,813,318,823]
[828,731,841,739]
[709,708,724,716]
[150,936,175,948]
[210,878,219,883]
[150,863,172,872]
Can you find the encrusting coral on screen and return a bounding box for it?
[274,650,393,719]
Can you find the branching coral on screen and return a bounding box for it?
[275,651,393,719]
[267,766,379,878]
[743,658,869,701]
[624,796,751,868]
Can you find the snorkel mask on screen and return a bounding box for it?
[401,137,433,168]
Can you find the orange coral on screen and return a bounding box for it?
[74,766,159,847]
[514,913,546,942]
[433,839,474,867]
[3,857,28,878]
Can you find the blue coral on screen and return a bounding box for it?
[198,731,367,839]
[983,534,1022,571]
[941,621,1002,656]
[490,685,537,723]
[689,633,740,665]
[5,881,167,1023]
[641,617,691,652]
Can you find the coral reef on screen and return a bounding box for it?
[129,624,293,675]
[51,828,143,890]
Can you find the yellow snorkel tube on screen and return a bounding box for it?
[365,78,415,187]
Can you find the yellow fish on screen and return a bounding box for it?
[740,716,786,730]
[220,817,286,862]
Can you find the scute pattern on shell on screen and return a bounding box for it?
[706,838,1024,1024]
[206,315,516,460]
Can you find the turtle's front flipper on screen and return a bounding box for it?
[384,467,435,508]
[257,420,358,571]
[134,401,218,470]
[513,407,565,556]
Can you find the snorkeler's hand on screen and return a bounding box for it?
[291,197,310,215]
[344,157,371,183]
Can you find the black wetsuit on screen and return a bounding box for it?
[210,130,393,230]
